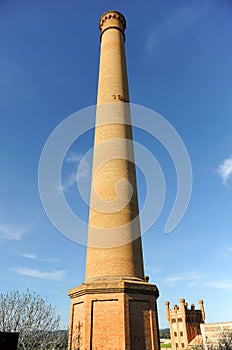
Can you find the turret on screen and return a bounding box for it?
[165,301,171,323]
[199,300,205,322]
[180,298,186,312]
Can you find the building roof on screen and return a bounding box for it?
[189,335,203,346]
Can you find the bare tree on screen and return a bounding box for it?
[191,332,232,350]
[0,290,68,349]
[217,332,232,350]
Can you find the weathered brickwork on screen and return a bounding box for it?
[70,302,85,349]
[85,10,144,281]
[68,280,160,350]
[68,11,160,350]
[92,299,123,349]
[129,300,152,349]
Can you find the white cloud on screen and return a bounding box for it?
[164,275,184,286]
[226,246,232,254]
[77,158,90,180]
[59,171,77,192]
[219,245,232,258]
[164,270,232,290]
[22,253,37,259]
[205,279,232,290]
[146,265,161,275]
[217,156,232,184]
[66,152,82,163]
[21,253,61,263]
[60,152,91,192]
[146,5,208,54]
[15,267,66,281]
[164,271,205,286]
[0,224,23,241]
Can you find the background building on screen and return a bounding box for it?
[166,299,232,350]
[165,299,205,349]
[200,322,232,350]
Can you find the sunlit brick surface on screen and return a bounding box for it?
[68,11,160,350]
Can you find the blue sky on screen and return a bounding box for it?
[0,0,232,328]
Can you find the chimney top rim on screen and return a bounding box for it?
[99,10,126,32]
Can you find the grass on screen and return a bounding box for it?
[160,343,172,348]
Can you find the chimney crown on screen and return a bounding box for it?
[99,10,126,35]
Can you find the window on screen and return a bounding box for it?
[178,318,182,322]
[181,343,185,348]
[176,343,179,348]
[174,332,177,337]
[172,318,176,323]
[180,332,183,337]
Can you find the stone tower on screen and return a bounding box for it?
[68,11,160,350]
[165,299,205,349]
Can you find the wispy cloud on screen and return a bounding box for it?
[217,155,232,184]
[60,152,91,192]
[66,152,90,180]
[21,253,61,263]
[146,265,161,275]
[225,246,232,254]
[220,245,232,258]
[146,5,208,54]
[66,152,82,163]
[0,224,23,241]
[205,279,232,290]
[15,267,66,281]
[164,269,232,291]
[77,159,90,180]
[164,271,205,286]
[164,275,184,286]
[59,172,77,192]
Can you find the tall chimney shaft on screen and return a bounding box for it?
[68,13,160,349]
[85,10,144,282]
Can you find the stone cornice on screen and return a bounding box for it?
[68,280,159,299]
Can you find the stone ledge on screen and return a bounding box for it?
[68,279,159,299]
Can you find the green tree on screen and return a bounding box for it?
[0,290,68,349]
[160,328,171,339]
